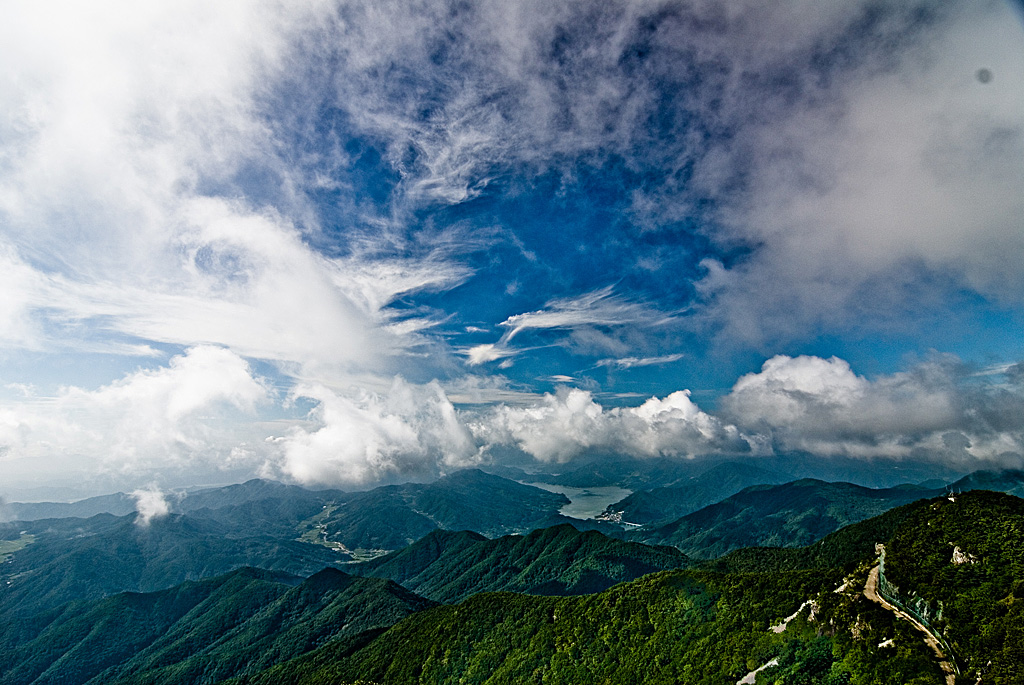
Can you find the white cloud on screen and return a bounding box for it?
[721,354,1024,462]
[693,1,1024,344]
[471,387,748,462]
[276,377,478,486]
[466,286,673,365]
[0,346,270,484]
[132,486,170,527]
[0,0,473,380]
[597,353,685,369]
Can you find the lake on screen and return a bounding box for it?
[524,483,633,520]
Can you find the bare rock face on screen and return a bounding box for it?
[951,545,977,565]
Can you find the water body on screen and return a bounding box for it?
[525,483,633,520]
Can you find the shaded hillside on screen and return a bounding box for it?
[235,493,1024,685]
[699,499,925,574]
[177,480,344,513]
[4,492,139,521]
[947,469,1024,498]
[7,494,1023,685]
[353,524,690,602]
[634,478,942,558]
[601,461,790,525]
[318,469,570,550]
[0,514,348,616]
[0,567,432,685]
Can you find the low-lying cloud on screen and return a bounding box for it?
[132,486,170,527]
[0,346,269,487]
[276,377,479,486]
[720,354,1024,463]
[470,387,748,463]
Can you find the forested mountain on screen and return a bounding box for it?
[232,491,1024,685]
[352,524,690,602]
[0,567,433,685]
[632,478,945,558]
[0,514,348,617]
[1,491,1021,684]
[883,490,1024,683]
[315,469,570,549]
[241,564,940,685]
[601,461,791,525]
[2,471,568,553]
[0,470,574,620]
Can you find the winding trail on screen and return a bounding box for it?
[864,565,956,685]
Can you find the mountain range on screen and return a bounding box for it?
[2,467,1023,683]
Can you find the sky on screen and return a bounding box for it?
[1,0,1023,499]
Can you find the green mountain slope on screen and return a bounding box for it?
[0,470,571,616]
[883,490,1024,683]
[700,498,924,574]
[5,493,1021,685]
[236,492,1024,685]
[0,514,347,616]
[601,461,791,525]
[0,567,433,685]
[352,524,690,602]
[318,469,570,550]
[0,567,292,684]
[634,478,942,558]
[243,564,950,685]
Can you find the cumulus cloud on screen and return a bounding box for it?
[132,486,170,527]
[276,377,478,486]
[466,353,1024,468]
[470,387,748,462]
[0,346,269,485]
[721,354,1024,463]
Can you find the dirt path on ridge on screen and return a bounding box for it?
[864,565,956,685]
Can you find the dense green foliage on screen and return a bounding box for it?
[242,564,950,685]
[604,461,789,525]
[353,524,690,602]
[0,514,347,616]
[702,500,923,574]
[0,567,433,685]
[884,491,1024,683]
[1,476,1020,685]
[635,478,942,558]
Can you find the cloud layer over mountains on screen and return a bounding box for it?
[3,347,1021,490]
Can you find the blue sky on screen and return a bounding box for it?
[1,0,1023,498]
